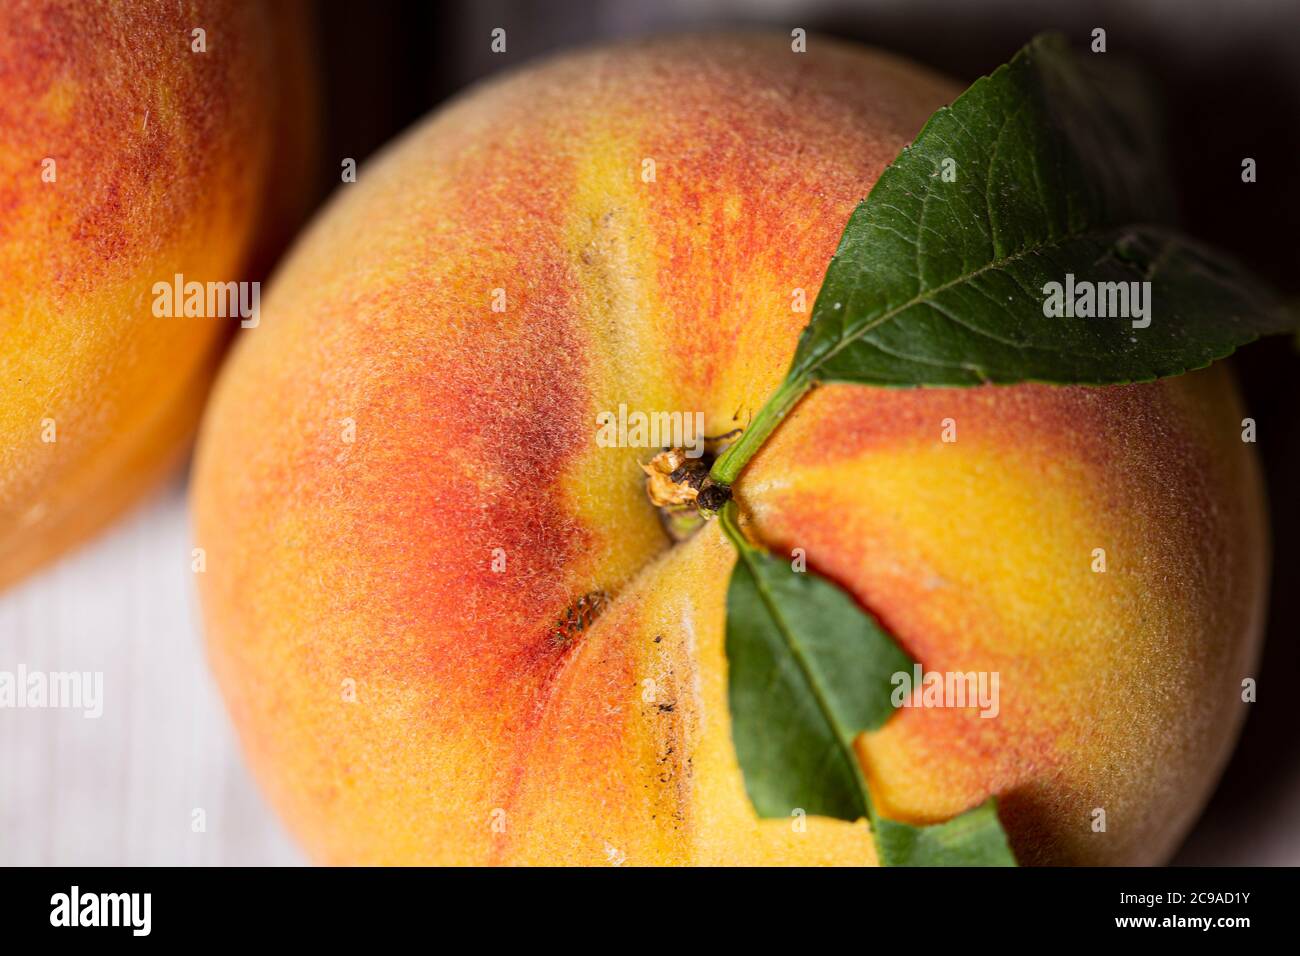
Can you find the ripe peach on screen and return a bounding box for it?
[0,0,317,590]
[192,35,1265,865]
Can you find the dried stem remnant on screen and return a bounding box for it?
[642,437,738,540]
[642,449,711,508]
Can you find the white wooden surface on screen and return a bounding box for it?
[0,474,304,866]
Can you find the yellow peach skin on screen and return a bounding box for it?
[192,35,1266,865]
[0,0,316,590]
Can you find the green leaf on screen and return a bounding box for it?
[789,33,1295,388]
[719,504,1017,865]
[724,515,908,820]
[874,799,1016,867]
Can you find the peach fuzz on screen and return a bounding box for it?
[0,0,316,590]
[192,35,1265,865]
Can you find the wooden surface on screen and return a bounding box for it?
[0,476,303,866]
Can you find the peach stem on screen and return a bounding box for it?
[708,374,814,488]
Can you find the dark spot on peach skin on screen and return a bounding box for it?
[490,590,676,863]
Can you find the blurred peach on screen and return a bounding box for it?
[0,0,319,590]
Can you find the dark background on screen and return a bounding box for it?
[303,0,1300,865]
